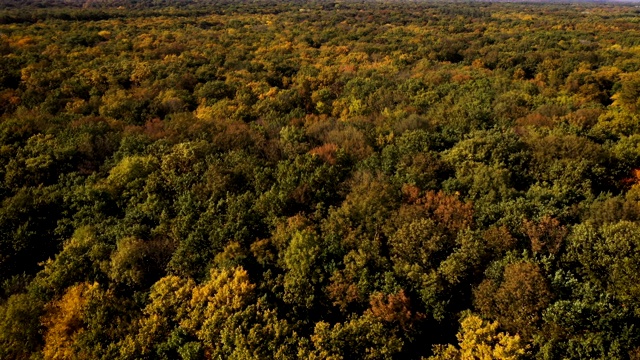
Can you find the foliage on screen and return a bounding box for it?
[1,1,640,358]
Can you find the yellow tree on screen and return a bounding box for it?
[430,313,527,360]
[42,282,99,360]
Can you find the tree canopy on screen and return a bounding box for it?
[2,0,640,359]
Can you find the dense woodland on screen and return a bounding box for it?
[3,0,640,358]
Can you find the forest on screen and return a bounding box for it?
[2,0,640,358]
